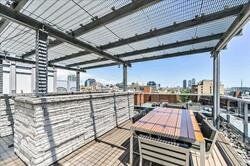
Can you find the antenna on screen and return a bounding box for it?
[241,80,243,89]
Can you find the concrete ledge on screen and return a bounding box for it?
[14,92,134,166]
[0,95,14,137]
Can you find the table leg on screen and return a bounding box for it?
[200,141,205,166]
[130,131,134,166]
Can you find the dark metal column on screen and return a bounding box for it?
[123,64,128,91]
[76,71,80,91]
[35,29,48,95]
[0,59,2,94]
[213,52,220,128]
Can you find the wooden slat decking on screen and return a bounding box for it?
[0,120,232,166]
[216,133,246,166]
[0,135,25,166]
[191,145,227,166]
[0,121,141,166]
[57,121,135,166]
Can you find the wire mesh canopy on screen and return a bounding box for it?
[0,0,249,71]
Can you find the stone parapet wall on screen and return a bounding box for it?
[0,95,14,137]
[14,92,134,166]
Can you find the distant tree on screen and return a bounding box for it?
[180,89,191,102]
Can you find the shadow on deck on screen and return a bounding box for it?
[0,121,235,166]
[0,121,145,166]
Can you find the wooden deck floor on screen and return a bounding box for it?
[0,121,141,166]
[191,146,227,166]
[0,120,228,166]
[0,135,24,166]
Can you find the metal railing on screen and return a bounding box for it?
[133,93,250,144]
[220,96,250,144]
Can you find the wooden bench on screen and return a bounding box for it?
[216,133,246,166]
[192,113,217,156]
[191,145,227,166]
[131,108,152,123]
[194,111,207,124]
[201,119,218,154]
[138,135,190,166]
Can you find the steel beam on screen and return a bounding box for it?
[21,0,160,58]
[0,54,85,72]
[212,51,220,129]
[213,2,250,53]
[100,5,243,50]
[127,47,213,63]
[66,33,223,67]
[81,47,213,70]
[49,51,89,63]
[66,57,107,67]
[0,0,28,33]
[81,63,121,70]
[0,4,128,65]
[23,40,62,58]
[53,4,242,65]
[50,64,85,72]
[123,64,128,91]
[73,0,160,36]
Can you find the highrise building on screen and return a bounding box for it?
[85,78,96,87]
[192,78,196,85]
[188,80,192,88]
[183,80,187,89]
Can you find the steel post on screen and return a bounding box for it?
[31,66,36,93]
[244,103,248,143]
[0,59,2,94]
[238,101,242,115]
[213,52,220,129]
[35,29,48,95]
[227,100,230,123]
[9,62,16,94]
[53,68,57,92]
[76,71,80,91]
[123,64,128,91]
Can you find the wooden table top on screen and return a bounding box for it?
[131,107,204,143]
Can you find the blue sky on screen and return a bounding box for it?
[58,22,250,88]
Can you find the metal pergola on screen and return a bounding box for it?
[0,0,249,128]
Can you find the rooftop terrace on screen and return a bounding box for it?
[0,120,238,166]
[0,92,249,166]
[0,0,249,166]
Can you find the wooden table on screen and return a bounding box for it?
[130,107,205,166]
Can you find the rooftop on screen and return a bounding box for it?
[0,1,249,166]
